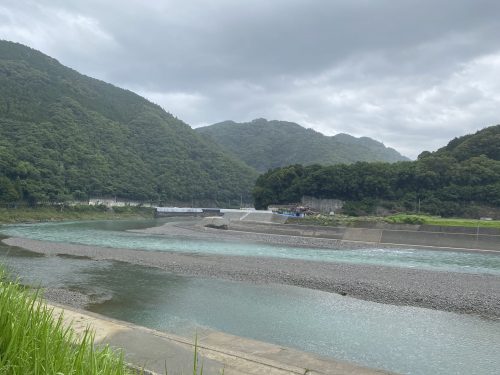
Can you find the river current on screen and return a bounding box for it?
[1,219,499,275]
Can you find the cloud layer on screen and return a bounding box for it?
[2,0,500,158]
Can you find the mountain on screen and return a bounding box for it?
[420,124,500,161]
[196,119,409,172]
[0,40,258,204]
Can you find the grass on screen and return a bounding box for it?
[386,214,500,228]
[0,205,154,224]
[0,268,132,375]
[288,213,500,229]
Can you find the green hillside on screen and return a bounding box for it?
[422,124,500,161]
[253,124,500,218]
[0,40,258,205]
[196,119,409,172]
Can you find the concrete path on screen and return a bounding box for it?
[50,303,394,375]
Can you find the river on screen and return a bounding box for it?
[0,219,499,375]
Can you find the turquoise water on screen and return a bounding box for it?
[0,242,499,375]
[1,219,499,275]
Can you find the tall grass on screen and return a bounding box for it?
[0,269,132,375]
[0,205,154,224]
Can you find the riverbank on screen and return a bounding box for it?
[132,219,500,254]
[50,302,392,375]
[3,264,393,375]
[4,234,499,319]
[0,205,154,224]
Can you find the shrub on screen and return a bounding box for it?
[0,269,131,374]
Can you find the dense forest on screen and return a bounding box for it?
[0,41,258,205]
[253,125,500,217]
[196,119,408,173]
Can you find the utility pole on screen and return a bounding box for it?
[476,218,480,243]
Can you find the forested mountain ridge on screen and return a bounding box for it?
[422,125,500,161]
[253,124,500,217]
[196,119,409,172]
[0,40,258,204]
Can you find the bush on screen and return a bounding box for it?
[386,214,426,225]
[342,199,377,216]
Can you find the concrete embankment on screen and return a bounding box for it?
[51,303,392,375]
[156,208,289,224]
[225,221,500,252]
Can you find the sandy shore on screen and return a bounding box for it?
[3,231,500,319]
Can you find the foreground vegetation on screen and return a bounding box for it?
[253,125,500,218]
[0,205,154,224]
[0,269,131,374]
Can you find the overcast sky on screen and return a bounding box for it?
[1,0,500,158]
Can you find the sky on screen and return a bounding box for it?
[1,0,500,159]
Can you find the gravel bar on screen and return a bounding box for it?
[3,234,500,320]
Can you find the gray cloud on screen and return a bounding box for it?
[1,0,500,158]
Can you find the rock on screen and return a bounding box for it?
[202,216,229,230]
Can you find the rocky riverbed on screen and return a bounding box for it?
[3,231,500,319]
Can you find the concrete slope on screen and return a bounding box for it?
[51,303,394,375]
[222,211,288,224]
[225,222,500,252]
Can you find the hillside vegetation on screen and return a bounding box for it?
[196,118,408,172]
[0,40,258,205]
[0,205,153,224]
[253,125,500,218]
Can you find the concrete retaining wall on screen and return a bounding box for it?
[301,196,344,213]
[419,224,500,236]
[380,230,499,250]
[228,221,346,239]
[222,211,288,224]
[227,222,500,251]
[343,228,383,243]
[352,226,499,250]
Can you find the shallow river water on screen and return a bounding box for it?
[1,219,499,275]
[0,219,499,375]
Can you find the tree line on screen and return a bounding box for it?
[252,125,500,217]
